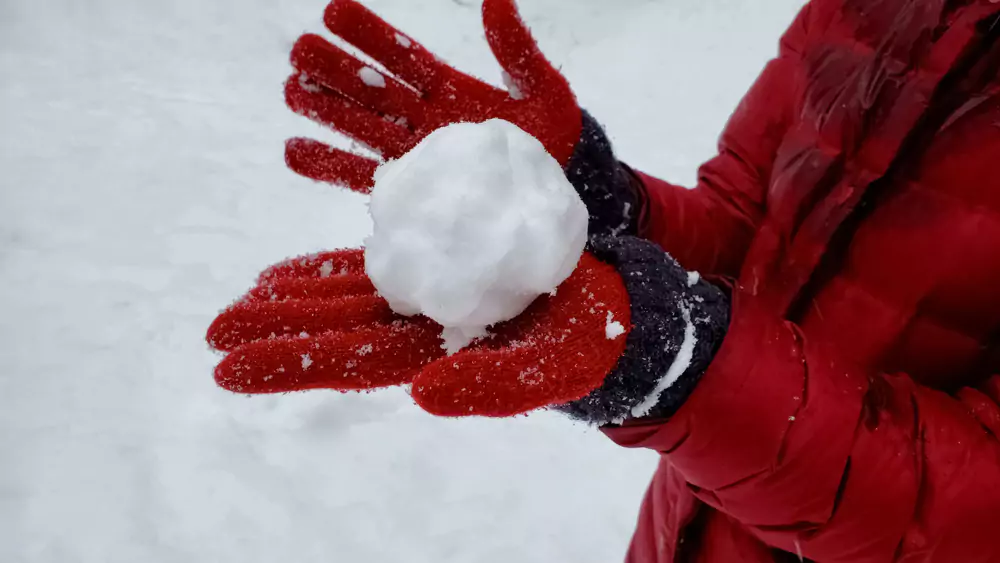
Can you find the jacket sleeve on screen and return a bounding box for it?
[603,312,1000,562]
[628,4,811,279]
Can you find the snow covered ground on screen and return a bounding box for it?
[1,1,804,561]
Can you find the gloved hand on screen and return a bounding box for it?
[207,0,730,422]
[285,0,638,237]
[207,248,631,417]
[207,236,729,423]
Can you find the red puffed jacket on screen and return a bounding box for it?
[603,0,1000,561]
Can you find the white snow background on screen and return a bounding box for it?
[1,0,805,561]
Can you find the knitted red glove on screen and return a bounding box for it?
[206,250,630,417]
[284,0,582,192]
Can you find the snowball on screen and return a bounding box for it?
[365,119,589,353]
[395,33,412,48]
[687,271,700,287]
[358,66,386,88]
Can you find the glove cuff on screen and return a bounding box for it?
[564,111,640,237]
[555,236,730,425]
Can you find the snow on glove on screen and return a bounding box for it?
[206,238,730,422]
[206,249,632,418]
[285,0,638,237]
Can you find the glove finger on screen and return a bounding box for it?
[323,0,453,94]
[291,34,426,128]
[285,137,379,193]
[246,274,376,303]
[286,75,414,160]
[257,248,365,284]
[481,0,580,164]
[206,295,396,352]
[482,0,573,102]
[215,321,445,393]
[412,252,631,417]
[324,0,508,113]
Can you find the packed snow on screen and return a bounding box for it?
[357,66,386,88]
[365,119,588,353]
[1,0,806,562]
[605,311,627,340]
[501,71,524,100]
[395,32,413,48]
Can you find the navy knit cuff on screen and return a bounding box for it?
[564,111,639,237]
[555,236,730,425]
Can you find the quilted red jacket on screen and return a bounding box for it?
[603,0,1000,561]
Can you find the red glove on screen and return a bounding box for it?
[206,250,631,417]
[206,0,638,417]
[284,0,582,192]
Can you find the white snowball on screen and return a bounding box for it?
[365,119,589,353]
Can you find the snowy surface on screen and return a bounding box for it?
[1,0,805,562]
[366,120,588,353]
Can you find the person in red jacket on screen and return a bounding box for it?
[207,0,1000,561]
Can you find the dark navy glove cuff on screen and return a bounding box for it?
[564,111,640,237]
[555,236,730,425]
